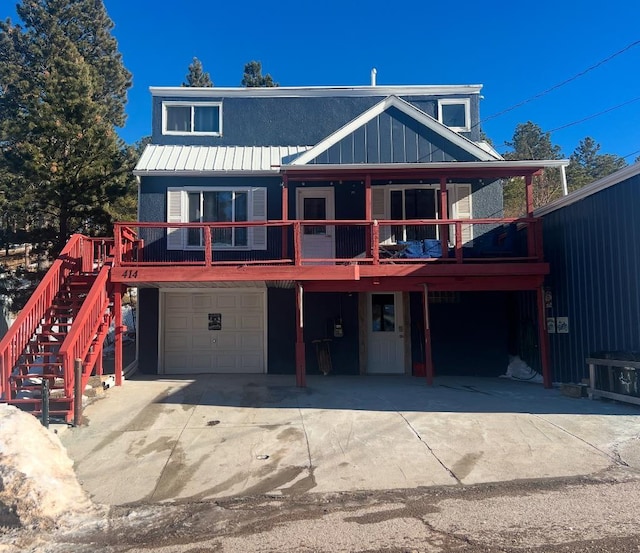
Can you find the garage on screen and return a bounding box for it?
[162,289,266,374]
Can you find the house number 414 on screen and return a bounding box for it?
[121,270,138,278]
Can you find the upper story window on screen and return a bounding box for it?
[437,98,471,132]
[162,102,222,136]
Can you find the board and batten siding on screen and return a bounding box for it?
[539,170,640,383]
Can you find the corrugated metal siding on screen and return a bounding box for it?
[135,145,311,173]
[542,173,640,383]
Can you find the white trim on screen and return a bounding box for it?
[284,160,571,171]
[162,101,222,136]
[151,85,483,98]
[291,96,497,166]
[438,98,471,132]
[535,162,640,217]
[159,287,268,375]
[135,169,279,177]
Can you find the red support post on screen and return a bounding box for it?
[294,222,302,266]
[282,176,289,259]
[204,226,212,266]
[423,284,434,386]
[455,222,463,263]
[439,177,449,257]
[372,220,380,265]
[525,174,534,217]
[365,175,372,256]
[536,286,552,388]
[295,282,306,387]
[114,283,123,387]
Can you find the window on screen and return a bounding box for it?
[167,187,266,250]
[390,188,437,241]
[163,102,222,135]
[371,294,396,332]
[438,99,470,131]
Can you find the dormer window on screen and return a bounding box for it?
[162,102,222,136]
[437,99,470,132]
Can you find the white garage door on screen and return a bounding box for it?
[163,290,265,374]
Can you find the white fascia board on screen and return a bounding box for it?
[150,85,483,98]
[282,160,571,171]
[535,161,640,217]
[291,95,496,166]
[133,169,280,177]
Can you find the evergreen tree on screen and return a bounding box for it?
[566,137,626,191]
[241,60,278,87]
[183,57,213,87]
[0,0,133,256]
[503,122,564,215]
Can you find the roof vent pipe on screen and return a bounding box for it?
[371,68,377,86]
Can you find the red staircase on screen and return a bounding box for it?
[0,234,117,422]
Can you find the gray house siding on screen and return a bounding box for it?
[151,94,480,147]
[541,171,640,383]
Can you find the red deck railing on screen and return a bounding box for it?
[0,235,114,400]
[113,218,543,267]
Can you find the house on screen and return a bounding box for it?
[534,162,640,385]
[0,82,568,421]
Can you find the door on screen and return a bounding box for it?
[163,290,265,374]
[367,292,405,374]
[296,187,335,263]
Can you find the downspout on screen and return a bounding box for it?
[560,164,568,196]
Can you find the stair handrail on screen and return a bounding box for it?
[0,234,90,400]
[58,263,112,400]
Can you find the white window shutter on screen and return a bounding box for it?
[371,187,392,244]
[451,184,473,245]
[166,189,185,250]
[250,187,267,250]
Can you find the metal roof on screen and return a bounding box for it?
[134,145,311,176]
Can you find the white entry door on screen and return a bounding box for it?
[296,187,335,263]
[367,292,405,374]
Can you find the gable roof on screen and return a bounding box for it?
[290,95,499,166]
[134,145,311,176]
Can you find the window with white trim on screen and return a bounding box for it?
[437,98,471,132]
[166,187,267,250]
[163,102,222,135]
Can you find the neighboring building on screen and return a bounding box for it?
[0,82,568,421]
[535,162,640,383]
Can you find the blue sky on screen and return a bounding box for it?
[5,0,640,161]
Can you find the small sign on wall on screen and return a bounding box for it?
[556,317,569,334]
[544,289,553,309]
[547,317,556,333]
[208,313,222,331]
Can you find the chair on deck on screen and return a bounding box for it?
[480,223,518,257]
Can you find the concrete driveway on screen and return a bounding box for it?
[60,374,640,505]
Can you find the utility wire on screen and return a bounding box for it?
[622,148,640,160]
[546,95,640,133]
[479,39,640,125]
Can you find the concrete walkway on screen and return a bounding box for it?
[60,374,640,505]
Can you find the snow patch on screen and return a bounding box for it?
[0,405,97,530]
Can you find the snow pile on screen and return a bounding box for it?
[0,405,95,529]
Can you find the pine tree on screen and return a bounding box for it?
[566,137,626,191]
[183,57,213,87]
[0,0,133,256]
[503,122,564,215]
[241,61,278,87]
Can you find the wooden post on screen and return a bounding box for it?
[423,284,434,385]
[73,358,82,426]
[536,286,552,388]
[525,174,534,217]
[282,175,289,259]
[372,220,380,265]
[114,283,123,387]
[294,221,302,266]
[365,175,372,257]
[295,282,306,387]
[204,226,212,266]
[439,177,449,258]
[455,221,463,263]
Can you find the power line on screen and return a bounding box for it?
[479,39,640,125]
[546,95,640,133]
[622,149,640,160]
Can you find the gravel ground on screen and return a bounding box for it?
[3,468,640,552]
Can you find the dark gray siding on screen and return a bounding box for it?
[151,94,480,147]
[542,173,640,383]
